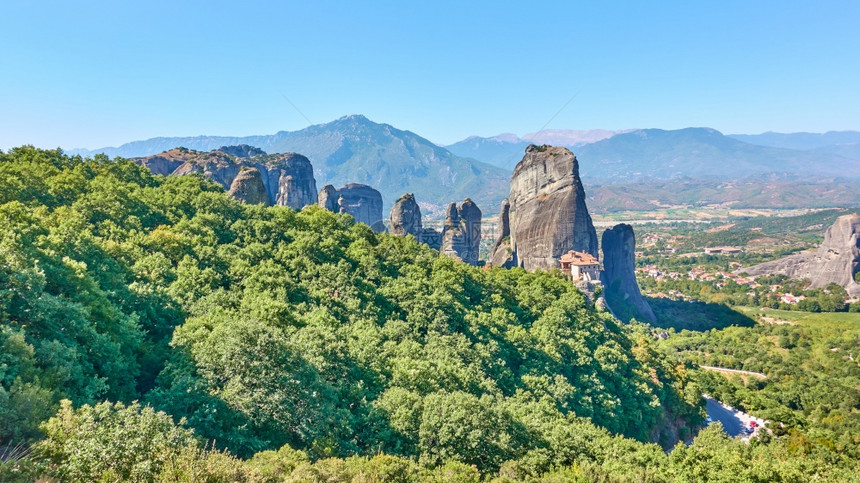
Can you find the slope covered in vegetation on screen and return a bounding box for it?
[0,147,855,481]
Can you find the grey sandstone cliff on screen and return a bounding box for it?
[332,183,386,232]
[490,145,598,270]
[489,199,516,268]
[440,199,482,265]
[216,144,265,158]
[601,224,657,323]
[743,214,860,297]
[389,194,423,238]
[318,184,339,212]
[131,147,318,209]
[227,167,270,205]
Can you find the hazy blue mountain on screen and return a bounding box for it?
[521,128,630,146]
[729,130,860,151]
[812,142,860,160]
[574,128,860,183]
[446,129,626,169]
[445,134,531,170]
[73,115,510,216]
[69,134,274,159]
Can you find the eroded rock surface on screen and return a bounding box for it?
[744,214,860,296]
[216,144,265,158]
[132,146,318,209]
[318,184,338,212]
[440,199,482,265]
[389,193,423,238]
[489,199,516,268]
[601,224,657,323]
[490,145,597,270]
[335,183,386,232]
[227,167,270,205]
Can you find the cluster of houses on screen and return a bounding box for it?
[636,263,808,305]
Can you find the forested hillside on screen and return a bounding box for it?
[0,147,855,481]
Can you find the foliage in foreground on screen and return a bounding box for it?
[0,147,855,481]
[2,400,855,482]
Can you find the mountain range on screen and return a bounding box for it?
[447,128,860,181]
[71,117,860,215]
[72,115,510,216]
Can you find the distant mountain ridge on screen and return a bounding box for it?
[73,115,510,215]
[728,130,860,150]
[70,118,860,215]
[575,127,860,183]
[448,127,860,182]
[446,129,628,169]
[729,130,860,162]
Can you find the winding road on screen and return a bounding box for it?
[704,396,767,440]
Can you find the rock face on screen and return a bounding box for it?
[489,199,516,268]
[601,224,657,323]
[227,167,270,205]
[131,146,318,209]
[744,214,860,296]
[421,228,443,251]
[318,184,338,212]
[440,199,482,265]
[490,145,598,271]
[216,144,265,158]
[334,183,386,232]
[389,194,423,238]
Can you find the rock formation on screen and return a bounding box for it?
[227,167,270,205]
[131,146,318,209]
[489,145,598,270]
[743,214,860,297]
[601,224,657,323]
[318,184,338,212]
[489,199,516,268]
[334,183,386,232]
[389,194,423,238]
[216,144,265,158]
[421,228,443,251]
[440,199,482,265]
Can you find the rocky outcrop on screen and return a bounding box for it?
[227,167,270,205]
[743,214,860,296]
[490,145,597,271]
[318,185,338,212]
[440,199,482,265]
[601,224,657,323]
[489,199,516,268]
[131,147,318,209]
[335,183,386,232]
[389,193,423,238]
[421,228,443,251]
[269,153,318,209]
[216,144,265,158]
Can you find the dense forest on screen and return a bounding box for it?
[656,312,860,469]
[0,147,857,481]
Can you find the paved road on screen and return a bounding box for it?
[704,396,767,440]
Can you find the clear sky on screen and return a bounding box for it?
[1,1,858,151]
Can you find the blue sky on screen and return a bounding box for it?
[1,1,858,150]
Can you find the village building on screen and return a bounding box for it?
[704,246,742,255]
[559,250,601,282]
[780,293,805,305]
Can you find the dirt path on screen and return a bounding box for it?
[700,365,767,380]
